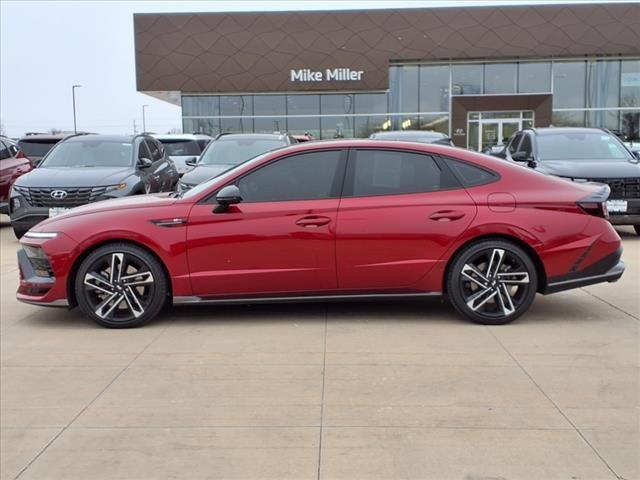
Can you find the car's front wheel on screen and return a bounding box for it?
[74,243,168,328]
[447,240,538,325]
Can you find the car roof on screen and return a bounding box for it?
[64,134,137,143]
[531,127,609,136]
[152,134,200,141]
[216,133,290,141]
[372,130,447,138]
[18,134,70,141]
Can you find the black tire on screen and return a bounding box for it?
[74,243,168,328]
[634,225,640,236]
[447,239,538,325]
[12,225,28,239]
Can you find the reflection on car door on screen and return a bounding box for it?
[186,149,347,296]
[336,149,477,291]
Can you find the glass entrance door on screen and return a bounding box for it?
[468,111,534,151]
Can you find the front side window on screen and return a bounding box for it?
[40,140,133,168]
[138,141,152,160]
[146,140,162,162]
[0,141,10,160]
[508,133,523,154]
[518,135,533,157]
[237,150,343,202]
[349,150,449,197]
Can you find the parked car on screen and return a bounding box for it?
[370,130,454,146]
[193,133,213,151]
[17,140,624,328]
[1,137,33,214]
[17,133,69,166]
[178,133,296,191]
[9,134,179,238]
[152,134,205,176]
[501,127,640,234]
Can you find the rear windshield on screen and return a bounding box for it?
[199,138,286,166]
[537,133,633,161]
[18,140,60,158]
[40,140,133,167]
[158,139,200,156]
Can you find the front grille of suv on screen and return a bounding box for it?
[13,186,109,208]
[589,178,640,199]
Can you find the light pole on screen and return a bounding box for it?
[72,84,82,133]
[142,104,149,133]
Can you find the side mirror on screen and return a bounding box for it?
[138,157,153,169]
[185,157,198,167]
[213,185,242,213]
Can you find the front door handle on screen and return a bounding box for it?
[429,210,466,221]
[296,215,331,227]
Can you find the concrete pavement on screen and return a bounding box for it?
[1,217,638,479]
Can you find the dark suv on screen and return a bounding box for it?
[9,134,179,237]
[498,127,640,233]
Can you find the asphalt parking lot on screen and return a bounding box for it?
[0,217,638,480]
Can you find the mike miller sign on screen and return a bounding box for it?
[290,68,364,83]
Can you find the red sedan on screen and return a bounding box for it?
[17,140,624,328]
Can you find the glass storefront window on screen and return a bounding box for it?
[220,117,253,134]
[621,60,640,108]
[254,116,286,133]
[622,111,639,141]
[182,96,219,116]
[355,115,388,137]
[355,93,387,114]
[253,95,286,116]
[419,114,449,134]
[390,66,418,113]
[419,65,449,112]
[183,118,221,136]
[587,60,620,108]
[220,96,253,116]
[287,116,320,138]
[321,94,354,114]
[483,63,516,94]
[321,116,354,139]
[553,61,586,108]
[552,111,585,127]
[287,95,320,115]
[586,109,619,131]
[518,62,551,93]
[452,64,482,95]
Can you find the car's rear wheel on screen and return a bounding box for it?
[447,240,537,325]
[74,243,167,328]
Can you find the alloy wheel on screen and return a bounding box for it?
[82,252,155,323]
[459,247,531,320]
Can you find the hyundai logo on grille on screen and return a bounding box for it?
[50,190,68,200]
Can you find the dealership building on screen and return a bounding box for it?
[134,2,640,150]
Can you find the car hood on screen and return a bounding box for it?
[15,166,135,187]
[537,159,640,178]
[34,193,177,227]
[180,164,231,185]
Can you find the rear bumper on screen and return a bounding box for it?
[544,245,625,294]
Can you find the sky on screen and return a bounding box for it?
[1,0,636,137]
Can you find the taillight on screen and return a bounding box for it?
[577,185,610,219]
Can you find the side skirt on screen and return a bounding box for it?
[173,292,442,306]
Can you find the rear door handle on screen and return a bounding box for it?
[296,215,331,227]
[429,210,466,221]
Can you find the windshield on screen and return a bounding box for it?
[159,139,200,156]
[537,133,633,161]
[39,140,133,167]
[18,140,59,158]
[199,137,286,166]
[181,150,275,199]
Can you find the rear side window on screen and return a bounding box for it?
[446,158,498,187]
[349,149,452,197]
[237,150,343,202]
[17,140,58,158]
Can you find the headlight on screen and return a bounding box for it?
[104,183,127,193]
[23,231,58,240]
[11,197,21,210]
